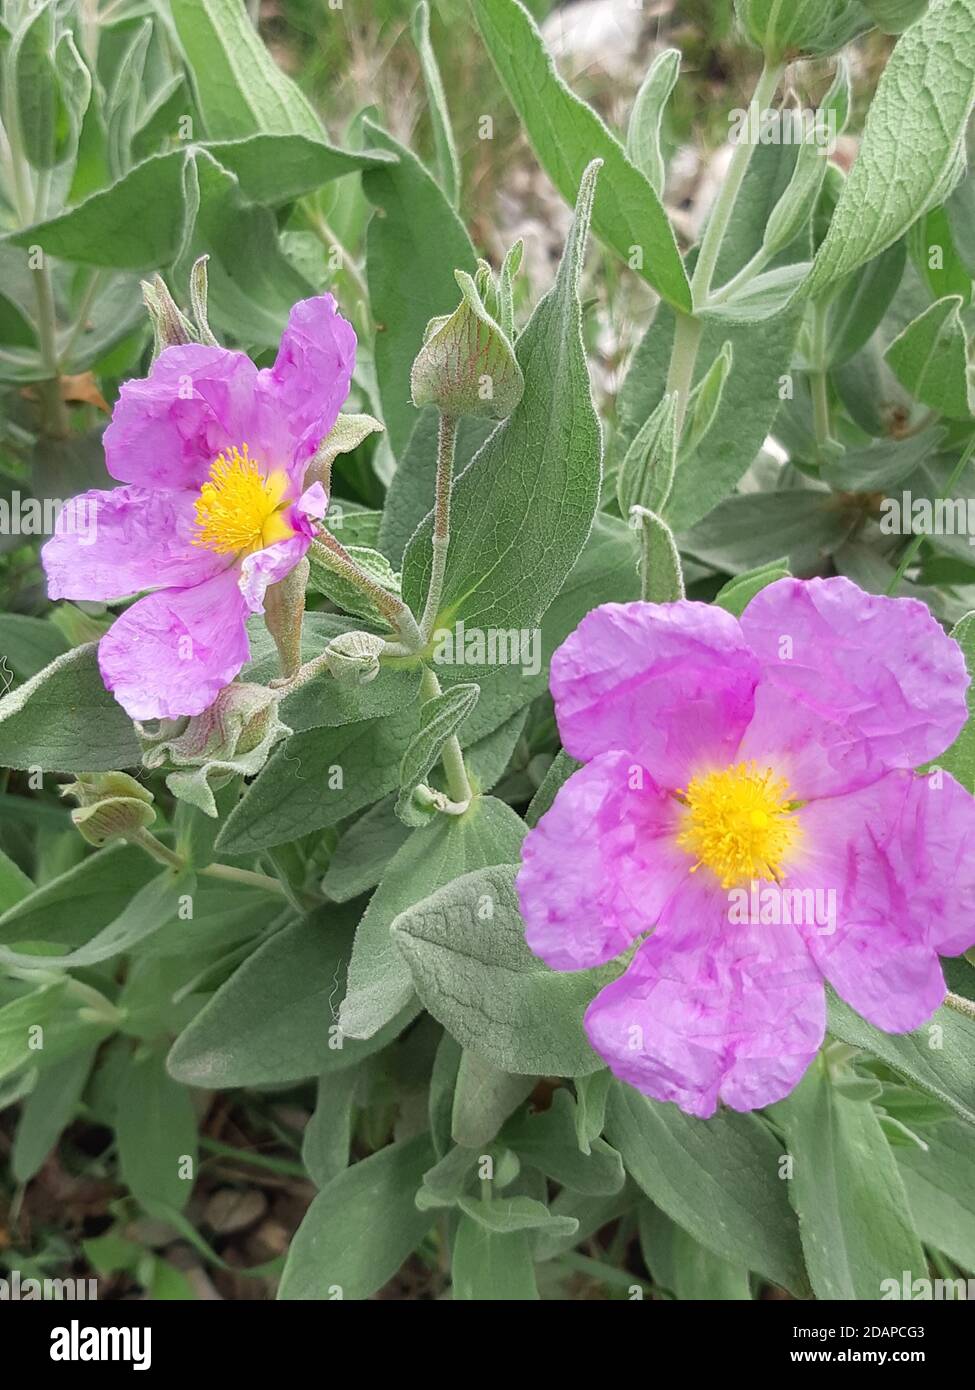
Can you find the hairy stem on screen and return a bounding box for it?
[419,413,458,643]
[419,663,473,808]
[311,531,424,650]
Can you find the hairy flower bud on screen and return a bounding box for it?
[60,772,156,846]
[139,683,291,818]
[410,269,524,421]
[734,0,873,59]
[323,630,386,684]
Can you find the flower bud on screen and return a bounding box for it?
[734,0,872,59]
[139,683,291,818]
[323,630,386,684]
[60,771,156,847]
[410,269,524,421]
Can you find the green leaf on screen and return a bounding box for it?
[502,1088,624,1196]
[452,1051,535,1148]
[167,910,417,1088]
[771,1061,926,1299]
[473,0,690,311]
[391,862,605,1077]
[452,1215,538,1298]
[397,683,480,824]
[896,1119,975,1270]
[402,161,602,638]
[280,663,422,736]
[363,122,477,458]
[302,1069,358,1189]
[617,392,679,516]
[457,1193,577,1238]
[411,0,460,206]
[616,301,802,531]
[605,1081,808,1295]
[636,508,685,603]
[10,149,190,270]
[216,705,421,855]
[638,1205,751,1300]
[339,794,526,1040]
[0,867,192,971]
[196,133,393,206]
[828,989,975,1126]
[0,613,69,680]
[714,559,791,616]
[0,982,114,1083]
[940,611,975,791]
[321,797,412,903]
[825,239,908,368]
[10,0,60,171]
[278,1134,435,1300]
[307,542,402,624]
[885,295,975,419]
[805,0,975,299]
[116,1046,198,1212]
[12,1046,96,1185]
[0,643,140,772]
[625,48,680,196]
[682,488,855,574]
[0,844,156,947]
[169,0,324,139]
[0,849,33,915]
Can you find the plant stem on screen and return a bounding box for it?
[886,433,975,595]
[662,61,783,437]
[311,531,424,650]
[692,60,785,306]
[199,862,290,898]
[419,664,473,807]
[130,829,288,898]
[419,413,458,642]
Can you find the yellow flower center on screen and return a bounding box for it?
[192,444,293,556]
[676,761,801,889]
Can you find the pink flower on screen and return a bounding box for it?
[517,578,975,1118]
[42,296,356,720]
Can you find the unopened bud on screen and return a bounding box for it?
[60,772,155,846]
[411,270,524,421]
[734,0,872,59]
[323,631,386,684]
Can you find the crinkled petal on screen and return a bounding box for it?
[585,877,824,1118]
[104,345,259,491]
[42,486,224,601]
[740,576,969,774]
[550,602,760,789]
[98,569,250,720]
[737,681,886,800]
[788,770,975,1031]
[238,534,310,614]
[517,751,691,970]
[254,294,356,475]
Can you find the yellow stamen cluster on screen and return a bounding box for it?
[192,444,292,556]
[676,761,801,889]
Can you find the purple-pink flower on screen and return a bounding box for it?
[517,578,975,1118]
[42,295,356,720]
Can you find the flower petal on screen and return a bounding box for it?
[792,769,975,1030]
[238,534,310,614]
[517,751,690,970]
[737,682,886,800]
[585,878,824,1118]
[740,576,969,773]
[256,294,356,472]
[42,486,225,601]
[104,345,259,491]
[550,601,760,788]
[98,569,250,720]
